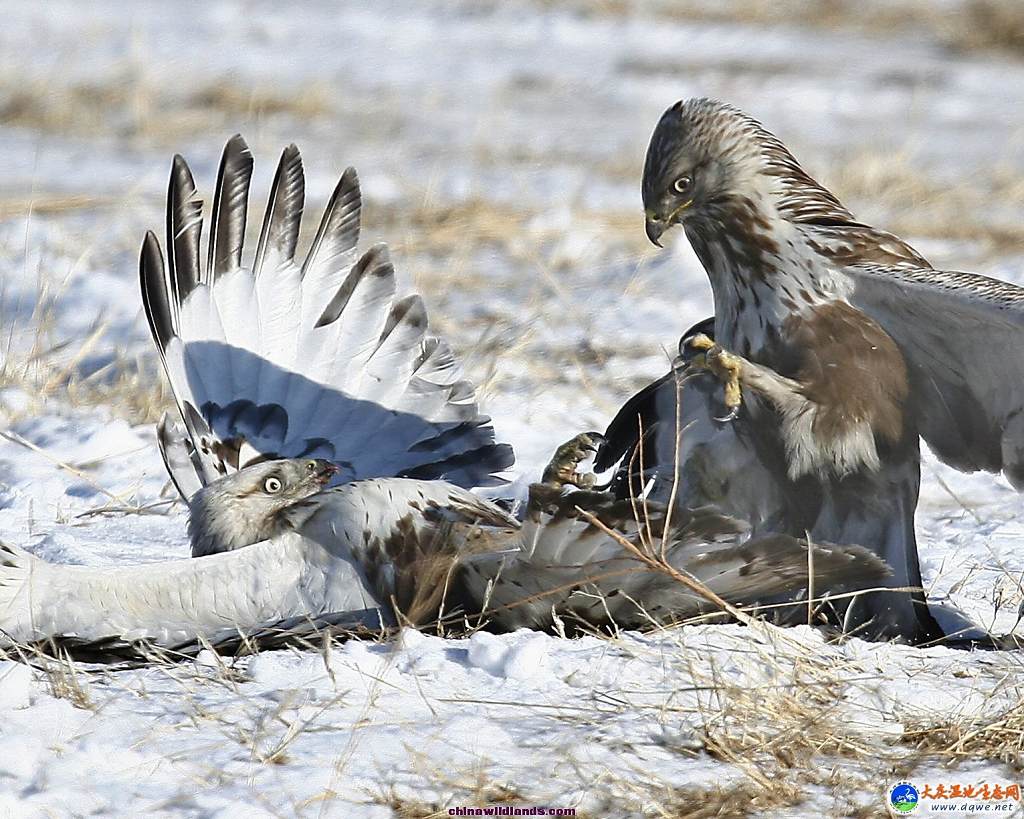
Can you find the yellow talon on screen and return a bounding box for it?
[722,368,742,411]
[688,333,716,352]
[713,350,743,416]
[685,335,743,420]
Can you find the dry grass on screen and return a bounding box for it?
[367,197,645,260]
[669,783,805,819]
[0,74,332,140]
[374,151,1024,273]
[684,664,882,814]
[0,313,171,426]
[949,0,1024,55]
[16,620,1023,818]
[829,151,1024,255]
[543,0,1024,57]
[0,644,97,710]
[39,656,95,710]
[902,699,1024,769]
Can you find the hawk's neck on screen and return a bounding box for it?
[684,199,923,360]
[685,218,848,358]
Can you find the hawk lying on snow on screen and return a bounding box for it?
[0,138,889,658]
[0,456,886,652]
[612,97,1024,644]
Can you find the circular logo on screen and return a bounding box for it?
[889,782,920,814]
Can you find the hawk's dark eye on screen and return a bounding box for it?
[673,175,693,195]
[306,461,317,472]
[264,476,283,494]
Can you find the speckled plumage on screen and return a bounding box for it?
[0,460,891,656]
[642,98,1024,489]
[635,98,1024,643]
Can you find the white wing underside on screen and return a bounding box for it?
[141,136,512,500]
[0,534,331,646]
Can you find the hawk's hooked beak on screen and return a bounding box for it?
[645,212,666,247]
[644,200,692,247]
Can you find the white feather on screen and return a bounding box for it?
[144,138,512,497]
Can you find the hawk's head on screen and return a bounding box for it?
[642,98,847,246]
[188,458,339,557]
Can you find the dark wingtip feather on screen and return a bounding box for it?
[253,143,305,275]
[315,244,393,328]
[167,154,203,299]
[301,164,362,280]
[594,371,672,474]
[207,135,253,281]
[595,316,715,476]
[399,442,515,486]
[139,230,173,352]
[381,294,428,340]
[335,165,361,247]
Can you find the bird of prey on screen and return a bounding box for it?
[0,137,890,659]
[0,451,889,655]
[626,97,1024,643]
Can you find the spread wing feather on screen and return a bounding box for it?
[253,144,304,276]
[300,166,361,327]
[0,536,323,647]
[207,134,253,280]
[141,136,513,496]
[848,263,1024,488]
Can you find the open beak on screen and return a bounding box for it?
[314,460,340,485]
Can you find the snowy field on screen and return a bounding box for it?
[2,1,1024,816]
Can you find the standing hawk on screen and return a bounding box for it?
[619,97,1024,643]
[0,137,890,658]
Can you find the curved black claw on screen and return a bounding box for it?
[714,404,740,424]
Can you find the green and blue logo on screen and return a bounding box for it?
[889,782,920,814]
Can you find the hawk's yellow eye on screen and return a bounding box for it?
[673,175,693,195]
[264,476,283,494]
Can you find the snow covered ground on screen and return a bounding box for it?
[2,1,1024,815]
